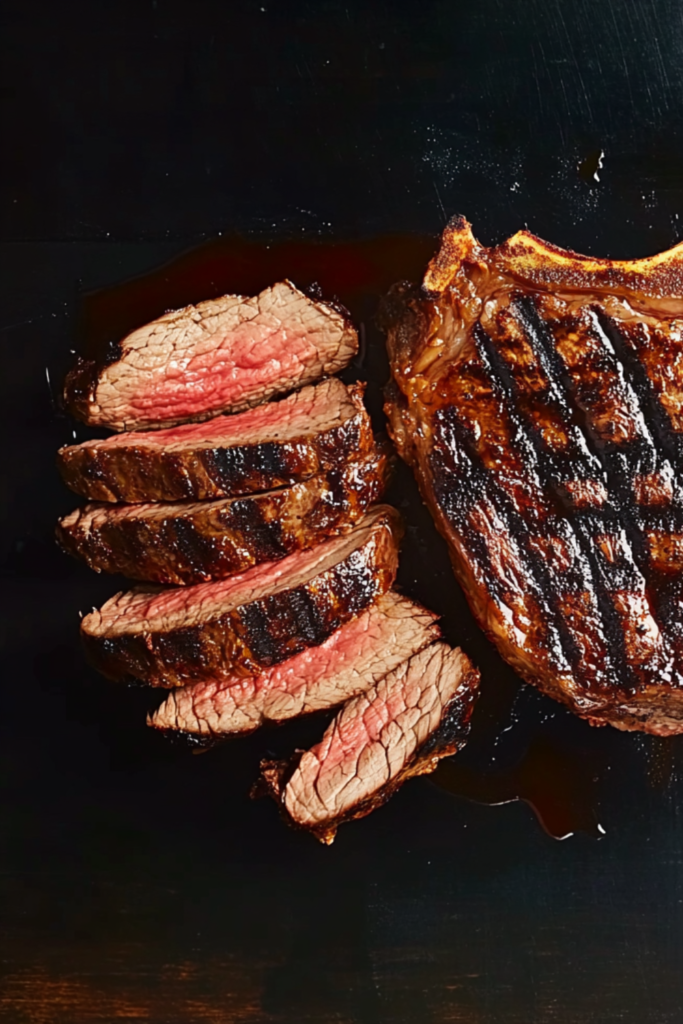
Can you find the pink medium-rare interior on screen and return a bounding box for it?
[283,643,469,825]
[85,507,392,636]
[92,282,355,426]
[65,378,354,453]
[150,593,441,734]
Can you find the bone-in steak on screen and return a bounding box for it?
[58,379,373,503]
[64,281,357,431]
[384,216,683,735]
[57,447,390,585]
[81,506,401,687]
[258,642,479,844]
[149,592,441,737]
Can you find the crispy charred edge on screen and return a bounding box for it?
[252,652,479,845]
[63,356,99,423]
[81,506,404,687]
[378,280,436,393]
[422,214,683,302]
[147,592,443,745]
[55,444,394,585]
[421,215,481,295]
[56,380,375,503]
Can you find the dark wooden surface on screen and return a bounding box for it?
[3,1,683,1020]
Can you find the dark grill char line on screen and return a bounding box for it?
[57,379,374,504]
[385,216,683,732]
[148,592,442,740]
[81,507,401,688]
[469,304,669,692]
[511,298,678,685]
[56,447,391,585]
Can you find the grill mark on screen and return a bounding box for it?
[516,300,679,686]
[594,311,683,477]
[471,322,634,690]
[431,405,574,680]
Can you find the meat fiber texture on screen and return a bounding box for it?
[258,642,480,844]
[56,447,390,585]
[384,215,683,735]
[57,378,373,503]
[64,280,358,431]
[81,506,401,687]
[149,592,441,738]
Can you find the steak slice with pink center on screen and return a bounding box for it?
[148,592,440,737]
[56,447,390,585]
[258,642,479,844]
[58,378,373,503]
[64,280,358,431]
[81,506,402,687]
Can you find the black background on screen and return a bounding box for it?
[3,1,683,1021]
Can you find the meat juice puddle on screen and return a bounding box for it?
[430,736,605,840]
[79,232,605,842]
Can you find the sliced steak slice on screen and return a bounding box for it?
[57,378,374,503]
[64,280,358,431]
[257,642,479,844]
[384,215,683,735]
[57,448,390,585]
[81,506,401,687]
[149,592,440,737]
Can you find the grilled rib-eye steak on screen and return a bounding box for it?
[64,280,357,431]
[148,592,440,738]
[257,642,479,844]
[385,216,683,736]
[56,447,390,585]
[57,379,373,504]
[81,506,401,687]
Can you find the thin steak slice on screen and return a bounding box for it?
[384,215,683,735]
[257,642,479,844]
[64,280,358,431]
[57,448,390,585]
[57,378,373,503]
[149,592,440,738]
[81,505,401,687]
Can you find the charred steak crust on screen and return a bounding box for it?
[385,215,683,736]
[57,379,374,504]
[63,280,358,432]
[56,446,391,585]
[81,507,402,687]
[255,644,480,845]
[148,592,441,738]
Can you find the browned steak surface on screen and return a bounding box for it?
[64,280,357,431]
[81,506,401,687]
[384,216,683,735]
[58,378,373,503]
[149,592,440,738]
[257,642,479,844]
[57,447,390,585]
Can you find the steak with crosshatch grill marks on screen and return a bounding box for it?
[256,642,479,844]
[57,378,373,504]
[56,446,390,585]
[148,592,441,738]
[384,215,683,736]
[64,280,358,432]
[81,506,401,687]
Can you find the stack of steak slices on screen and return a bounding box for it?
[58,279,479,841]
